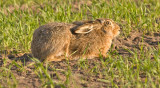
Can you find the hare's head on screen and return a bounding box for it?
[73,18,120,38]
[100,18,120,37]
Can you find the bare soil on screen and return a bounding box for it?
[0,31,159,88]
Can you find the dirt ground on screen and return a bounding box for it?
[0,31,159,88]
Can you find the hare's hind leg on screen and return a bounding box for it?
[46,55,62,62]
[46,43,70,62]
[46,54,68,62]
[45,53,66,62]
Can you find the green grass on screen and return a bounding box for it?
[0,0,160,88]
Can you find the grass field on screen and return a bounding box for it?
[0,0,160,88]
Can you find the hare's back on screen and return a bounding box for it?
[32,23,71,44]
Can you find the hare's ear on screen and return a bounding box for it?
[74,24,93,34]
[96,19,105,24]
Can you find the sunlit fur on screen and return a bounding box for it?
[31,18,120,62]
[69,18,120,60]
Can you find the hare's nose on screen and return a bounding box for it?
[116,23,122,31]
[118,24,122,31]
[120,26,122,31]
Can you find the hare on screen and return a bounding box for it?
[31,18,120,62]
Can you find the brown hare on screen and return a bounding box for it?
[31,18,120,62]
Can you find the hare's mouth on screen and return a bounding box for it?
[117,31,120,36]
[113,31,120,38]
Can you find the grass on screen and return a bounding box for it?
[0,0,160,87]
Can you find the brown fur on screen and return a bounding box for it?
[31,18,120,62]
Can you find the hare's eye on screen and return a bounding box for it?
[105,21,111,26]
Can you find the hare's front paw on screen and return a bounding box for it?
[101,54,109,59]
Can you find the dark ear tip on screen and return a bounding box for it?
[96,19,105,24]
[70,25,79,34]
[72,21,83,25]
